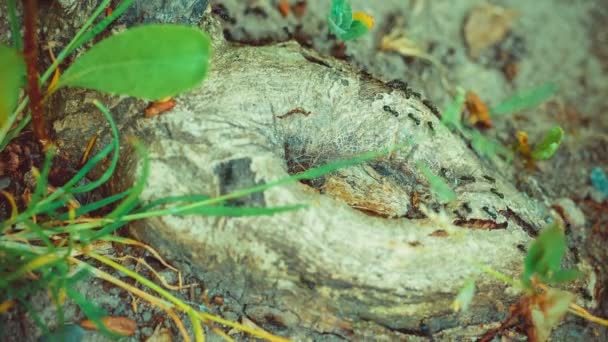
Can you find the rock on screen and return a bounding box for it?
[47,14,570,339]
[552,198,586,229]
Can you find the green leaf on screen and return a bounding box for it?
[522,223,567,288]
[0,43,26,137]
[453,278,476,312]
[418,163,457,204]
[441,89,465,130]
[547,268,581,284]
[59,25,212,100]
[7,0,22,50]
[339,20,369,40]
[531,126,564,160]
[328,0,371,41]
[328,0,353,33]
[491,82,558,115]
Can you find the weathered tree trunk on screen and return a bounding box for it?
[67,15,561,339]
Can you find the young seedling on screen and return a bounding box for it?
[453,222,606,341]
[328,0,374,41]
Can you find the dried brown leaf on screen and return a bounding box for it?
[464,4,518,59]
[80,316,137,336]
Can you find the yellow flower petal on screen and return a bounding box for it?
[353,12,374,29]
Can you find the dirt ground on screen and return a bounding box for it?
[1,0,608,341]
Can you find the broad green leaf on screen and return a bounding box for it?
[530,289,574,342]
[59,25,212,100]
[531,126,564,160]
[453,278,476,312]
[491,82,558,116]
[328,0,353,33]
[0,44,26,138]
[328,0,371,41]
[418,163,457,203]
[547,268,581,284]
[522,223,567,288]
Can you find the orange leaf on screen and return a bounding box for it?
[80,316,137,336]
[277,1,290,17]
[465,90,492,128]
[145,98,177,118]
[0,300,15,313]
[516,130,531,157]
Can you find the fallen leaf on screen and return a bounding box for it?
[380,27,430,61]
[277,1,290,17]
[464,3,518,59]
[465,90,492,128]
[145,97,177,118]
[530,289,574,342]
[146,325,172,342]
[80,316,137,336]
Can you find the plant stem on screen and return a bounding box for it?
[22,0,48,144]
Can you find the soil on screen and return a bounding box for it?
[1,0,607,341]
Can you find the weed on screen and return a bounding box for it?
[0,0,393,340]
[328,0,374,41]
[453,222,607,341]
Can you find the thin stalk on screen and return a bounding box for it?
[22,0,48,143]
[0,0,113,147]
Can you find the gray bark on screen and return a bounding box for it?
[53,15,574,340]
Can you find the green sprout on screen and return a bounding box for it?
[530,126,564,160]
[328,0,374,41]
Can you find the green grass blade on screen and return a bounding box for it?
[441,89,465,130]
[7,0,21,50]
[72,0,135,53]
[134,194,211,213]
[491,82,558,116]
[123,145,401,221]
[56,190,131,221]
[417,163,457,203]
[0,112,30,151]
[170,204,307,217]
[0,44,26,141]
[84,139,149,241]
[39,0,112,86]
[29,147,57,208]
[22,220,55,250]
[20,297,50,336]
[108,139,149,220]
[65,100,120,194]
